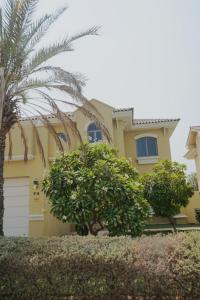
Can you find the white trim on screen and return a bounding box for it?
[134,133,158,140]
[137,156,159,164]
[5,154,34,162]
[29,214,44,221]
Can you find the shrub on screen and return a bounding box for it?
[43,143,152,237]
[0,233,200,299]
[142,160,194,231]
[195,208,200,223]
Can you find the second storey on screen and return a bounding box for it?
[4,99,179,176]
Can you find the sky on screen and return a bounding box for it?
[5,0,200,172]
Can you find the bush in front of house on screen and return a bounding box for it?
[0,232,200,300]
[142,160,194,231]
[43,142,152,237]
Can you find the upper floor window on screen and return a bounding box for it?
[87,123,102,143]
[136,136,158,157]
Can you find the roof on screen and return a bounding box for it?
[185,126,200,148]
[113,108,133,113]
[20,99,179,131]
[133,118,180,125]
[189,126,200,131]
[21,112,73,122]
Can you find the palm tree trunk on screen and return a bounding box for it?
[0,133,6,236]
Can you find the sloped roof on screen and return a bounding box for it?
[189,126,200,131]
[185,126,200,147]
[113,108,133,113]
[21,112,73,122]
[134,118,180,125]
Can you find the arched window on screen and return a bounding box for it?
[87,123,102,143]
[136,136,158,157]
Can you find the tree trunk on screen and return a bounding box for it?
[88,221,104,236]
[168,216,177,233]
[0,133,6,236]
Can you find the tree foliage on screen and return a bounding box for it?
[187,172,198,191]
[142,160,194,227]
[43,143,151,237]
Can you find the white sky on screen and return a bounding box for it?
[5,0,200,172]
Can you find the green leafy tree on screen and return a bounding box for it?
[0,0,101,235]
[43,143,151,237]
[142,160,194,231]
[187,172,198,191]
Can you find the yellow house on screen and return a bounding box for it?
[4,99,179,237]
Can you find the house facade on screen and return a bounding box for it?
[4,99,179,237]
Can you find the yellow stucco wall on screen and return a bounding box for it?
[4,100,179,236]
[181,191,200,224]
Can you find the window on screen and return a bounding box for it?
[57,132,68,143]
[87,123,102,143]
[136,137,158,157]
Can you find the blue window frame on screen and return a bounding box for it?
[87,123,102,143]
[136,137,158,157]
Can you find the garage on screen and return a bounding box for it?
[4,178,29,236]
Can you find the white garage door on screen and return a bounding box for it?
[4,178,29,236]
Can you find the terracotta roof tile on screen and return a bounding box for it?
[21,112,73,121]
[133,118,180,125]
[113,108,133,112]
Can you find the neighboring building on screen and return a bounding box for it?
[185,126,200,190]
[182,126,200,224]
[4,99,179,237]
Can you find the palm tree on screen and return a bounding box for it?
[0,0,109,236]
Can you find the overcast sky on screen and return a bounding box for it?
[7,0,200,171]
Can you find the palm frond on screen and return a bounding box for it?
[0,9,3,51]
[3,0,38,69]
[16,119,28,161]
[28,116,46,166]
[25,7,67,50]
[25,26,99,73]
[26,93,82,146]
[30,66,86,92]
[67,26,100,44]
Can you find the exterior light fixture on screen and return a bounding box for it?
[33,180,39,191]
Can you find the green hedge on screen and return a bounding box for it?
[0,232,200,299]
